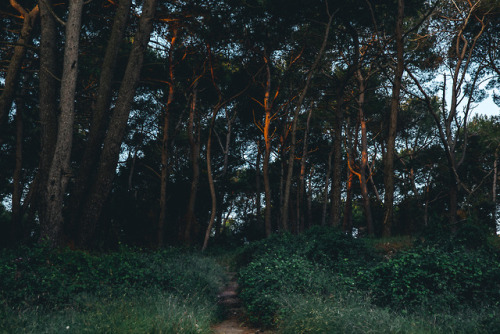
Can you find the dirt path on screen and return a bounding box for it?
[212,273,273,334]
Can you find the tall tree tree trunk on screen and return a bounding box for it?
[356,71,374,235]
[70,0,132,233]
[11,93,24,243]
[330,94,344,227]
[0,1,39,143]
[493,147,498,222]
[42,0,85,245]
[184,81,200,245]
[281,12,333,231]
[158,84,174,248]
[382,0,404,237]
[35,0,58,234]
[321,142,334,226]
[158,36,176,247]
[256,141,262,221]
[298,109,312,232]
[76,0,157,248]
[203,103,223,251]
[262,57,273,237]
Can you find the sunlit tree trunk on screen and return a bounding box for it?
[263,57,273,237]
[383,0,404,237]
[0,1,39,143]
[42,0,85,245]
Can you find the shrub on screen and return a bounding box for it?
[358,246,500,310]
[238,253,324,327]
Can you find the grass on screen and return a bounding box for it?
[0,246,228,334]
[235,227,500,333]
[276,293,500,334]
[1,293,216,334]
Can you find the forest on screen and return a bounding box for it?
[0,0,499,248]
[1,0,500,332]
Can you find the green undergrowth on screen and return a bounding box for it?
[236,226,500,332]
[0,245,227,333]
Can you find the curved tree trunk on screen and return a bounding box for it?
[0,1,39,143]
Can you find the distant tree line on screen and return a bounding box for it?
[0,0,499,249]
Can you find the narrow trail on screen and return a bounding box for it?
[212,273,273,334]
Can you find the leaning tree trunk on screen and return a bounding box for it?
[0,1,39,143]
[42,0,85,245]
[76,0,157,248]
[382,0,404,237]
[70,0,132,233]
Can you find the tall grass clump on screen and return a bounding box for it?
[0,245,227,333]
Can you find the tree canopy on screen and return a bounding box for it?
[0,0,499,249]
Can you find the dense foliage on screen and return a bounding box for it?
[0,245,227,333]
[0,0,498,250]
[236,228,500,332]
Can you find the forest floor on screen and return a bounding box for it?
[212,272,273,334]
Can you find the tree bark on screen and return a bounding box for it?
[382,0,404,237]
[34,0,58,234]
[0,1,39,142]
[321,140,334,226]
[158,32,177,247]
[330,95,344,228]
[42,0,85,245]
[298,109,312,232]
[356,70,374,235]
[76,0,158,248]
[262,57,273,237]
[158,83,174,248]
[70,0,132,232]
[256,141,262,222]
[184,81,200,245]
[11,93,24,243]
